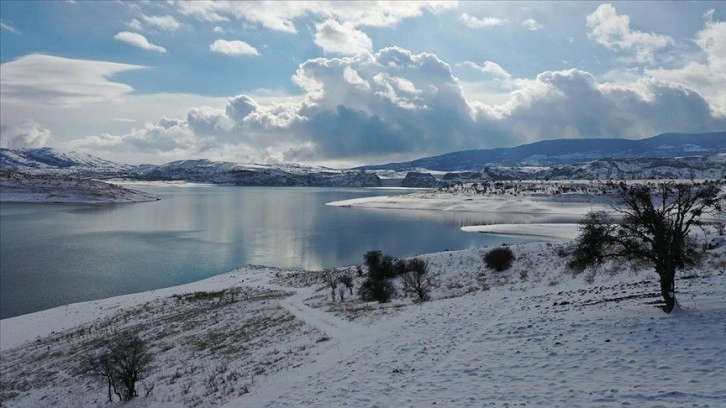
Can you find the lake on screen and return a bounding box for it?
[0,185,536,319]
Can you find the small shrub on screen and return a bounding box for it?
[364,250,397,279]
[358,276,396,303]
[484,246,515,271]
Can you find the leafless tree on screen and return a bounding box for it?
[569,182,722,313]
[83,333,154,402]
[322,269,339,302]
[400,258,435,302]
[338,272,354,295]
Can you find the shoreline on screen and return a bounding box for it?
[0,265,272,351]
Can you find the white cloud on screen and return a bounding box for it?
[141,15,181,31]
[213,26,225,34]
[586,4,673,64]
[128,19,143,31]
[0,53,144,107]
[226,95,258,122]
[174,1,456,33]
[209,39,260,56]
[343,66,371,91]
[644,11,726,116]
[462,61,512,79]
[459,13,509,28]
[0,120,50,149]
[314,20,372,55]
[70,117,196,154]
[68,43,726,165]
[114,31,167,53]
[0,19,20,34]
[521,18,542,31]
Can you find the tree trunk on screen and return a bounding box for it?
[659,272,676,313]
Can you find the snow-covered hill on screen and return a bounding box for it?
[0,148,383,187]
[133,159,382,187]
[0,171,159,203]
[388,155,725,186]
[0,147,132,175]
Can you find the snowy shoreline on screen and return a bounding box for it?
[2,236,724,407]
[2,184,725,407]
[0,172,159,203]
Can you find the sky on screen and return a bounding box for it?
[0,1,724,167]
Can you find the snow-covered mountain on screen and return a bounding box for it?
[0,148,382,187]
[133,159,382,187]
[0,147,132,175]
[358,132,726,171]
[420,155,722,185]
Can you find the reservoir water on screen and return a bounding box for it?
[0,185,536,319]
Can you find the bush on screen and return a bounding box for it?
[484,246,515,271]
[364,250,396,279]
[358,277,396,303]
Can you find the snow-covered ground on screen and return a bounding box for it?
[0,172,159,203]
[2,182,725,407]
[1,228,724,407]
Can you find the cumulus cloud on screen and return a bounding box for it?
[0,53,144,107]
[70,117,196,154]
[521,18,542,31]
[209,39,260,56]
[586,4,672,63]
[644,10,726,116]
[226,95,258,122]
[174,1,455,33]
[314,20,372,55]
[0,120,51,149]
[114,31,167,53]
[459,13,509,28]
[186,106,232,135]
[75,42,726,165]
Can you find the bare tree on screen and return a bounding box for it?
[338,272,354,295]
[400,258,435,302]
[83,333,154,402]
[569,182,722,313]
[322,270,339,302]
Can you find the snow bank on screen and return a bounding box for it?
[461,223,581,241]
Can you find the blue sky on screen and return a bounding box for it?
[0,1,724,167]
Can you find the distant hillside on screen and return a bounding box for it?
[357,132,726,171]
[0,147,132,175]
[0,148,382,187]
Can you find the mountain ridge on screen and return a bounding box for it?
[356,132,726,171]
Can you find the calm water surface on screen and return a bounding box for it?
[0,185,544,319]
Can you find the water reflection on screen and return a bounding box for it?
[1,186,536,318]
